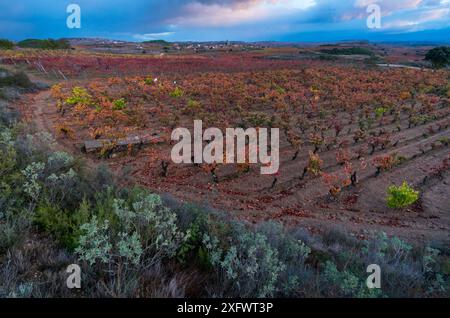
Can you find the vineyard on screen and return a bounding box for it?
[0,48,314,78]
[10,47,450,241]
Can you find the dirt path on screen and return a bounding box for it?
[32,90,52,133]
[377,63,424,70]
[21,86,100,171]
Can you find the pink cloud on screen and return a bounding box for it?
[168,0,316,27]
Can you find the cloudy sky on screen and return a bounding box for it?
[1,0,449,42]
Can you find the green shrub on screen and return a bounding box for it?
[35,200,89,249]
[323,261,381,298]
[182,99,201,115]
[203,229,286,297]
[245,112,273,127]
[256,222,312,296]
[21,161,45,201]
[112,98,127,110]
[375,107,388,118]
[65,87,91,106]
[46,151,74,171]
[362,232,413,263]
[410,114,433,126]
[169,87,184,98]
[201,221,313,298]
[144,77,155,85]
[75,192,190,267]
[387,181,419,209]
[177,222,203,264]
[113,193,189,257]
[187,99,200,109]
[75,215,113,265]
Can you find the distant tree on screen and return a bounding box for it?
[143,39,171,45]
[425,46,450,68]
[0,39,14,50]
